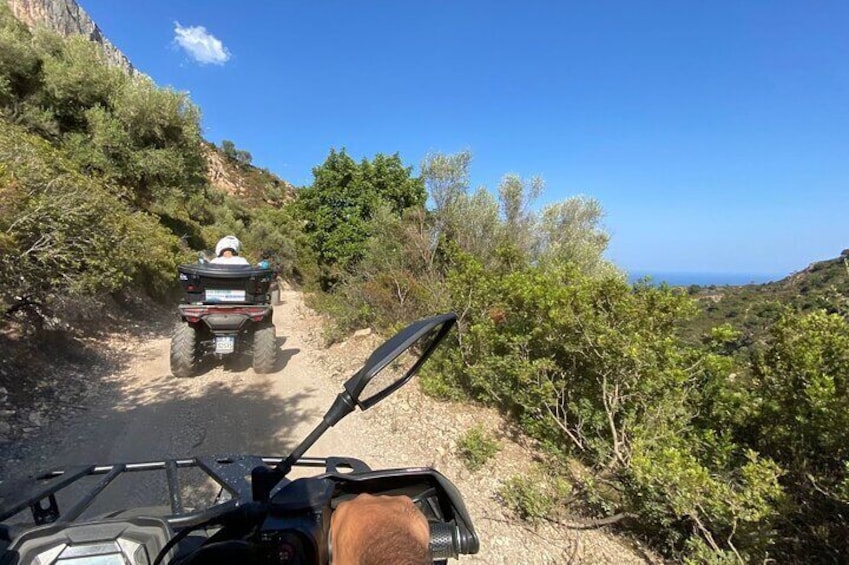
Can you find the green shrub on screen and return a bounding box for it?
[418,346,467,401]
[499,472,571,523]
[0,120,184,316]
[731,311,849,559]
[299,149,425,289]
[499,475,555,522]
[305,290,374,345]
[435,257,792,559]
[457,425,501,471]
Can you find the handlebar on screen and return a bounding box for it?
[429,521,460,560]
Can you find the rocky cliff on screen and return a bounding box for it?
[7,0,135,74]
[205,143,295,203]
[7,0,296,200]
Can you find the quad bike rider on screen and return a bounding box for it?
[170,236,278,377]
[210,235,250,266]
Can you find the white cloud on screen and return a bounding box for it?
[173,22,230,65]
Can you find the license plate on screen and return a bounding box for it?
[214,336,235,354]
[205,289,246,303]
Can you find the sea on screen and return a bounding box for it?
[627,271,785,287]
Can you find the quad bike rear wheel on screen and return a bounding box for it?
[253,323,277,374]
[171,322,198,377]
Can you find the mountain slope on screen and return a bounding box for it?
[205,142,294,204]
[7,0,134,73]
[6,0,295,202]
[685,251,849,340]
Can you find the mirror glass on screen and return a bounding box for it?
[359,323,444,405]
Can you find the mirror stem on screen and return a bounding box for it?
[274,422,328,477]
[323,392,356,427]
[274,393,356,475]
[255,393,357,502]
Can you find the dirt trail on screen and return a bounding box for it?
[0,290,655,564]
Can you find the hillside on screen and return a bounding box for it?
[0,0,309,331]
[684,250,849,341]
[204,142,294,205]
[7,0,134,73]
[6,0,295,204]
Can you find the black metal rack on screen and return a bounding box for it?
[0,456,371,529]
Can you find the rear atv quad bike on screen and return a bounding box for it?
[170,263,278,377]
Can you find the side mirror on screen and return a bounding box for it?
[344,313,457,410]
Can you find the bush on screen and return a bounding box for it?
[731,311,849,559]
[499,475,555,522]
[418,342,468,401]
[0,13,207,214]
[299,149,425,289]
[498,472,572,523]
[434,256,790,559]
[0,120,184,321]
[304,290,374,345]
[457,425,501,471]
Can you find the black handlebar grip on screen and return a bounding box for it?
[429,522,460,560]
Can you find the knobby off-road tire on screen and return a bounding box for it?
[253,323,277,374]
[171,322,198,378]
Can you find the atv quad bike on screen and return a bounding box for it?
[170,263,278,377]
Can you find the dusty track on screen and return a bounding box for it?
[0,290,654,564]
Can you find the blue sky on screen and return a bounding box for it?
[80,1,848,277]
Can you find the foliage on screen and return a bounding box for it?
[0,120,183,320]
[0,6,208,211]
[239,204,309,280]
[456,425,501,471]
[220,139,253,166]
[298,149,425,288]
[499,475,555,522]
[535,197,614,276]
[304,286,374,345]
[498,471,571,523]
[38,34,124,134]
[101,77,206,206]
[730,311,849,559]
[0,6,47,126]
[313,151,617,339]
[437,257,785,558]
[682,255,849,343]
[0,5,207,211]
[420,150,472,216]
[312,151,792,557]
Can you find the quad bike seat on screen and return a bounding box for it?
[178,264,275,305]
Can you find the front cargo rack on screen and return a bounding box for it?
[0,455,371,530]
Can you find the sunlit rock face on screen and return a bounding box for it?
[7,0,296,199]
[8,0,136,74]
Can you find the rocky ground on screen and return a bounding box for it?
[0,290,658,564]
